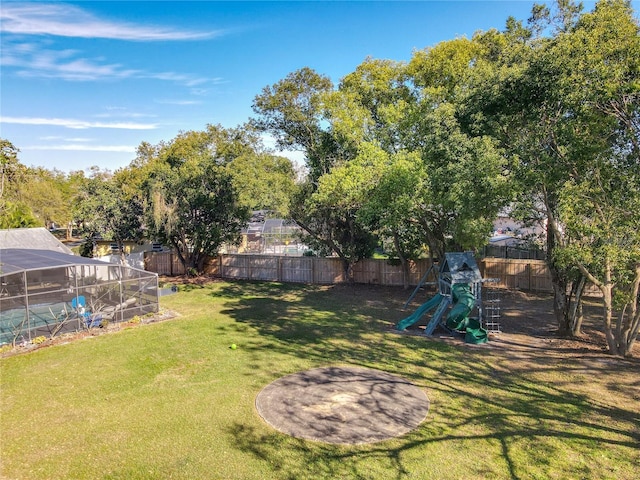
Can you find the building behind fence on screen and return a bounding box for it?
[145,252,578,293]
[480,244,546,260]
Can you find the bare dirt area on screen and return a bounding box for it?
[471,289,640,363]
[398,286,639,362]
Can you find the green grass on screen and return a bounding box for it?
[1,281,638,480]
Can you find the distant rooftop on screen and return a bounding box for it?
[0,248,107,276]
[242,217,299,236]
[0,227,73,255]
[0,228,100,276]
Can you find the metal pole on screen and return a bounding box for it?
[403,263,435,310]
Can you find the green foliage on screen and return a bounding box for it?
[226,153,296,217]
[252,67,340,181]
[21,168,74,228]
[542,0,640,355]
[0,200,40,228]
[461,0,640,353]
[1,139,74,229]
[0,138,22,199]
[73,168,145,259]
[328,57,411,152]
[322,41,513,261]
[144,127,251,273]
[0,138,42,228]
[411,101,511,257]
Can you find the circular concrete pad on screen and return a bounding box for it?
[255,366,429,445]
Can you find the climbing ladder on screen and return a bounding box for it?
[482,288,502,334]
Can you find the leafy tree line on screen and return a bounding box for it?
[250,0,639,356]
[1,0,638,356]
[1,125,296,273]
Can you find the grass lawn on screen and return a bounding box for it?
[1,280,638,479]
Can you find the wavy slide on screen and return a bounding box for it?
[446,284,488,344]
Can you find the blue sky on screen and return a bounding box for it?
[1,0,603,173]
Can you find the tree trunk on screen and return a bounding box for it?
[577,259,637,357]
[197,255,207,275]
[545,205,575,336]
[170,238,191,276]
[568,275,586,336]
[340,257,354,283]
[601,284,619,355]
[618,264,640,357]
[549,261,572,336]
[571,301,584,337]
[621,308,640,357]
[393,233,410,290]
[117,239,127,265]
[581,257,619,356]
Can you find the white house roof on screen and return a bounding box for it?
[0,248,107,276]
[0,228,73,255]
[0,228,100,276]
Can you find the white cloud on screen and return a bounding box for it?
[25,144,136,153]
[1,116,158,130]
[0,5,224,84]
[94,109,157,119]
[39,136,94,142]
[2,41,218,84]
[0,3,222,41]
[1,42,138,80]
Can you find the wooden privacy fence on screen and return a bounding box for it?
[479,258,553,292]
[145,252,604,294]
[144,251,187,276]
[145,252,432,286]
[479,258,601,295]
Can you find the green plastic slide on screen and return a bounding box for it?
[396,293,443,331]
[446,284,488,344]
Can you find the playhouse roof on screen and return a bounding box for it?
[440,252,482,284]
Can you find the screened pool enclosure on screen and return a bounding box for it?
[0,248,159,346]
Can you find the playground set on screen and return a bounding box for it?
[396,252,501,344]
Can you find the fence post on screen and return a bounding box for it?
[312,257,317,284]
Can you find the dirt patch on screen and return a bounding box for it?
[255,366,430,445]
[489,289,632,353]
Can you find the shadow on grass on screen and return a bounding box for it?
[214,281,639,480]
